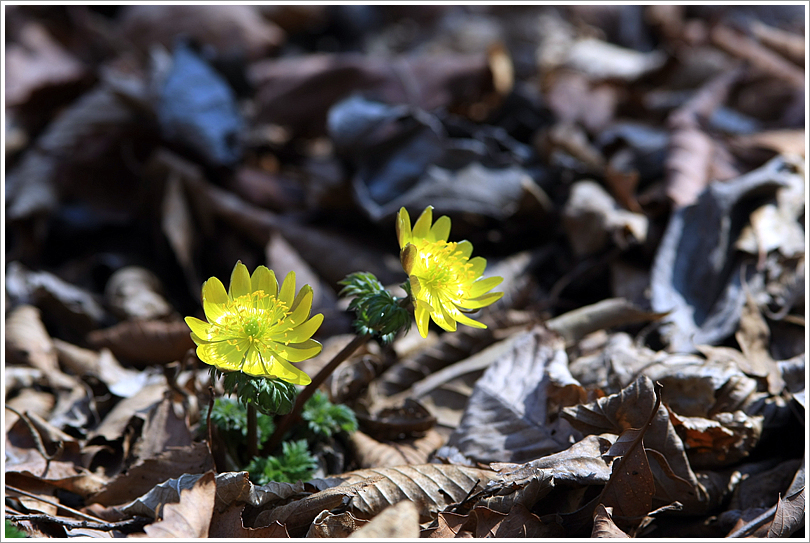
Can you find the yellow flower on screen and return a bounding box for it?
[397,206,503,338]
[185,261,322,385]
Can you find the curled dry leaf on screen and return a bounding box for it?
[6,261,110,334]
[105,266,174,322]
[666,67,742,209]
[355,398,436,441]
[349,428,445,469]
[651,155,802,352]
[306,509,369,538]
[561,376,708,514]
[5,305,75,389]
[426,503,562,538]
[6,81,145,224]
[669,410,762,469]
[86,319,195,366]
[562,179,647,257]
[143,471,216,539]
[591,504,629,538]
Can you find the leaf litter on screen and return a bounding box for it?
[3,4,805,539]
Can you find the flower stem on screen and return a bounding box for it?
[262,333,370,455]
[247,403,258,460]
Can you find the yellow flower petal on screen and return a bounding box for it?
[452,311,487,329]
[278,339,323,362]
[279,270,296,308]
[469,276,503,298]
[251,265,277,298]
[269,356,313,385]
[229,261,251,299]
[429,215,451,243]
[456,240,473,259]
[197,341,245,372]
[396,207,412,248]
[468,256,487,279]
[412,206,433,240]
[460,291,504,309]
[273,313,323,343]
[414,300,431,338]
[287,287,313,327]
[202,277,229,323]
[185,316,213,341]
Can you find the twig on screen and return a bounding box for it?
[263,333,370,455]
[4,513,150,534]
[5,484,103,523]
[4,406,63,477]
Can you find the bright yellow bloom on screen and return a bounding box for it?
[397,206,504,338]
[185,261,322,385]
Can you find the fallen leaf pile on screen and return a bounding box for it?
[4,4,805,539]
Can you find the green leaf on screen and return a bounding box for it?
[302,391,358,438]
[247,439,318,484]
[5,520,26,538]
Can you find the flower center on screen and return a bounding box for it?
[243,317,261,338]
[415,240,474,299]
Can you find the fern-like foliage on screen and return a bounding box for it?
[247,439,318,485]
[338,272,411,344]
[302,390,358,438]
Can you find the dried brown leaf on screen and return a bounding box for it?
[735,291,785,395]
[121,5,283,60]
[349,500,417,538]
[86,319,194,366]
[5,305,75,389]
[306,509,369,538]
[105,266,174,322]
[307,463,500,523]
[426,503,560,538]
[5,21,87,107]
[767,486,805,537]
[6,261,110,334]
[143,471,216,539]
[445,327,581,463]
[349,429,444,469]
[591,504,629,538]
[210,505,290,538]
[90,442,214,507]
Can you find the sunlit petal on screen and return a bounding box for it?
[429,215,451,243]
[273,313,323,343]
[251,266,274,297]
[412,206,433,240]
[202,278,229,323]
[469,276,503,298]
[414,300,431,338]
[278,271,296,308]
[396,207,412,248]
[278,339,323,362]
[456,240,473,259]
[229,261,251,299]
[459,291,504,309]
